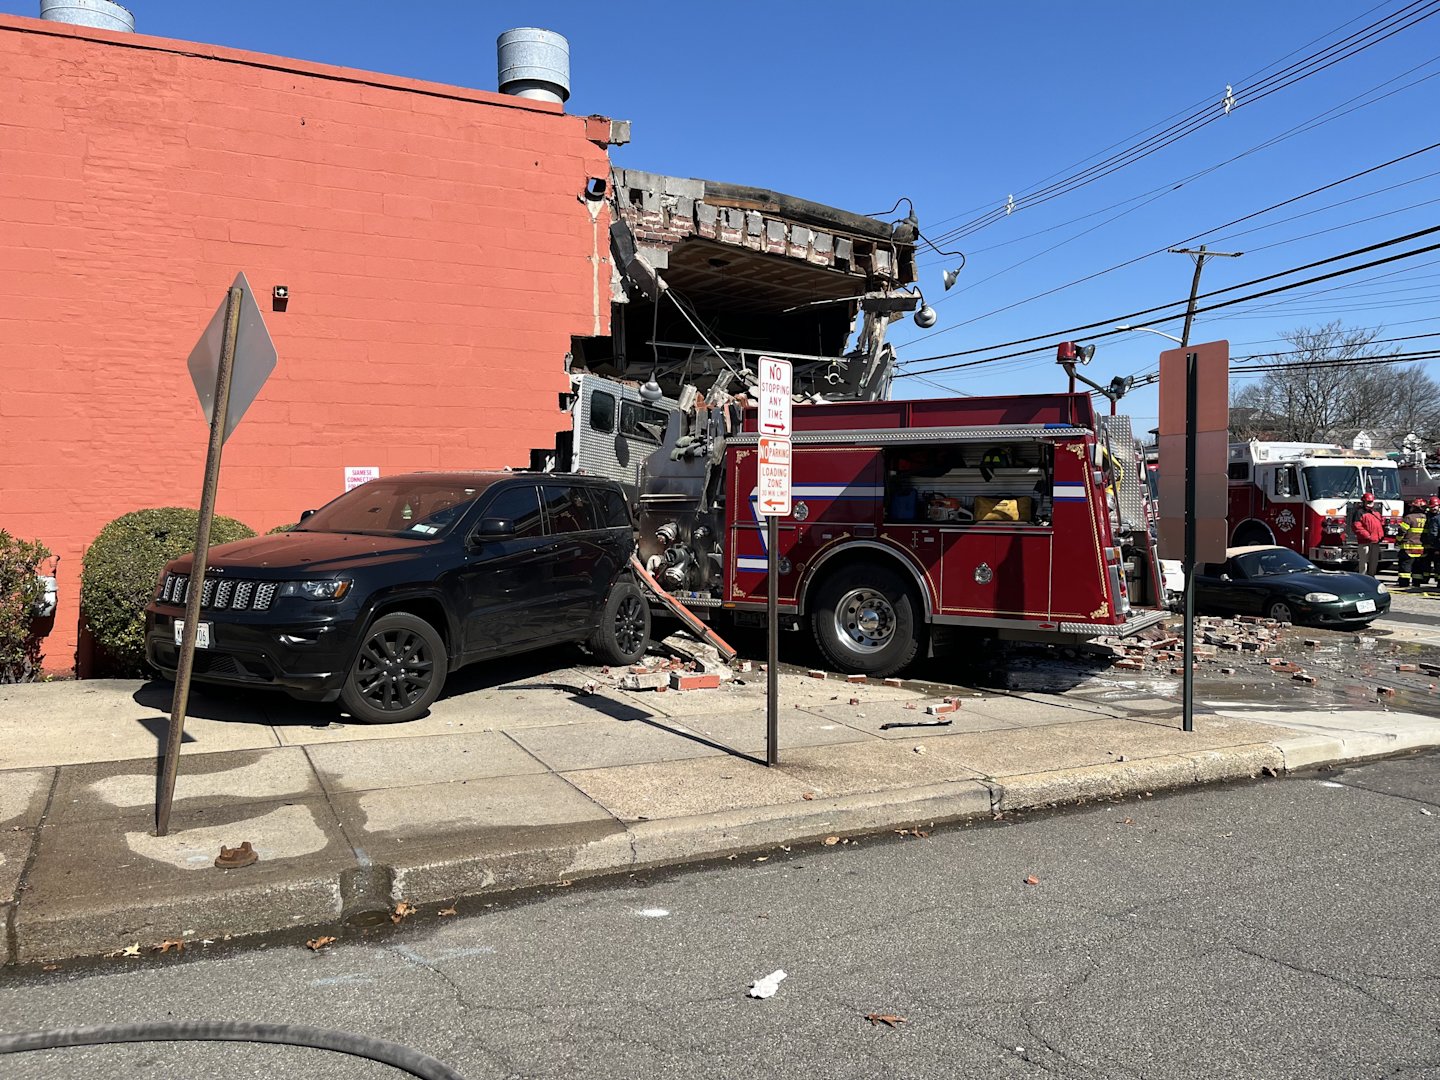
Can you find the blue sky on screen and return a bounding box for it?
[7,0,1438,430]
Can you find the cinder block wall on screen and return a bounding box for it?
[0,14,612,674]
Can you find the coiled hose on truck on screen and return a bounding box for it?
[0,1021,466,1079]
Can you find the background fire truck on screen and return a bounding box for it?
[626,382,1168,676]
[1227,441,1402,569]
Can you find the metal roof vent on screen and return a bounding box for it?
[496,27,570,104]
[40,0,134,31]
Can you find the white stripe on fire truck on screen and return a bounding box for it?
[1052,483,1087,502]
[737,557,769,572]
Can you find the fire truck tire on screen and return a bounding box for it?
[810,564,923,677]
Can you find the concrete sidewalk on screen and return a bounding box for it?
[3,639,1439,964]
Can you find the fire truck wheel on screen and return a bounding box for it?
[811,564,923,677]
[589,579,652,666]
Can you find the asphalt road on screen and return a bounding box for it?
[3,754,1437,1080]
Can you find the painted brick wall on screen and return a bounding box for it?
[0,14,612,673]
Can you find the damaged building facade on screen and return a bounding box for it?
[0,9,919,672]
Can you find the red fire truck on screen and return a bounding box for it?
[1226,441,1403,569]
[634,386,1168,676]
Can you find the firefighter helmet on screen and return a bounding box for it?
[1361,492,1375,504]
[978,446,1012,481]
[1412,499,1428,512]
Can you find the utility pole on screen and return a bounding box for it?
[1167,245,1242,734]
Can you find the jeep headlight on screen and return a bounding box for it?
[1303,592,1339,603]
[279,579,352,601]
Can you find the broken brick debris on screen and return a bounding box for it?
[670,671,721,691]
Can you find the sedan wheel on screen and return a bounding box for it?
[1267,600,1294,624]
[340,612,447,724]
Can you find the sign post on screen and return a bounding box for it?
[1157,341,1229,735]
[757,357,793,767]
[158,272,277,836]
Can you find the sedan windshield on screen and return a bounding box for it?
[1302,465,1361,500]
[1364,467,1401,500]
[295,478,492,537]
[1236,548,1319,578]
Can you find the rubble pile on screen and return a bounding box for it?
[616,634,738,692]
[1094,615,1285,672]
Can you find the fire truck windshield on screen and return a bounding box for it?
[1302,465,1361,500]
[1364,467,1401,500]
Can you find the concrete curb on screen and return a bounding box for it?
[8,731,1437,964]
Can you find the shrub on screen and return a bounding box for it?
[0,530,53,683]
[81,508,255,676]
[267,522,295,534]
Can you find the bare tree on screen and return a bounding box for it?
[1229,321,1440,444]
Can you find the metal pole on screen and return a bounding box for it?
[1180,249,1205,735]
[157,285,242,836]
[1167,245,1239,733]
[1182,350,1198,733]
[766,515,779,766]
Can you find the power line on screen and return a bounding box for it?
[919,0,1408,234]
[921,57,1440,270]
[900,224,1440,371]
[926,1,1440,245]
[897,231,1440,377]
[904,141,1440,346]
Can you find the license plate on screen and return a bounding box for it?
[174,620,212,648]
[1355,599,1376,614]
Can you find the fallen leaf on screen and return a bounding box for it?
[305,936,337,951]
[1421,808,1434,817]
[556,880,574,888]
[865,1013,907,1028]
[754,856,769,862]
[390,900,417,924]
[802,792,816,801]
[1118,818,1134,825]
[152,939,185,954]
[1023,876,1040,886]
[438,906,458,917]
[41,964,59,972]
[823,836,840,846]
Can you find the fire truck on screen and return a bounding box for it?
[1226,441,1403,569]
[632,384,1169,676]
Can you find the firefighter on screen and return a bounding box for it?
[1422,495,1440,588]
[1350,492,1384,577]
[1397,498,1429,588]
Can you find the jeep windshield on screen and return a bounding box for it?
[294,477,496,537]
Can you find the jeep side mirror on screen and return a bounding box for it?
[299,509,316,522]
[477,517,515,540]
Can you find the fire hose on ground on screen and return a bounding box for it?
[0,1021,466,1079]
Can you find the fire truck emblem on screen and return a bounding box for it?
[974,562,993,585]
[1275,509,1296,533]
[792,501,809,521]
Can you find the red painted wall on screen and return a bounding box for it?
[0,15,613,673]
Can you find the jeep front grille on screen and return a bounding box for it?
[162,573,276,611]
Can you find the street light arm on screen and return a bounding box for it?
[1115,324,1184,344]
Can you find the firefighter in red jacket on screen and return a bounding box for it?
[1397,498,1429,587]
[1350,492,1384,577]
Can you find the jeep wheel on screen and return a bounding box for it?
[589,579,651,666]
[811,564,924,677]
[340,612,447,724]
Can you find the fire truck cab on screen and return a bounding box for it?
[637,387,1168,676]
[1227,441,1403,569]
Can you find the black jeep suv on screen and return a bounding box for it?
[145,472,650,723]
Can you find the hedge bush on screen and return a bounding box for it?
[0,530,53,683]
[81,508,255,676]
